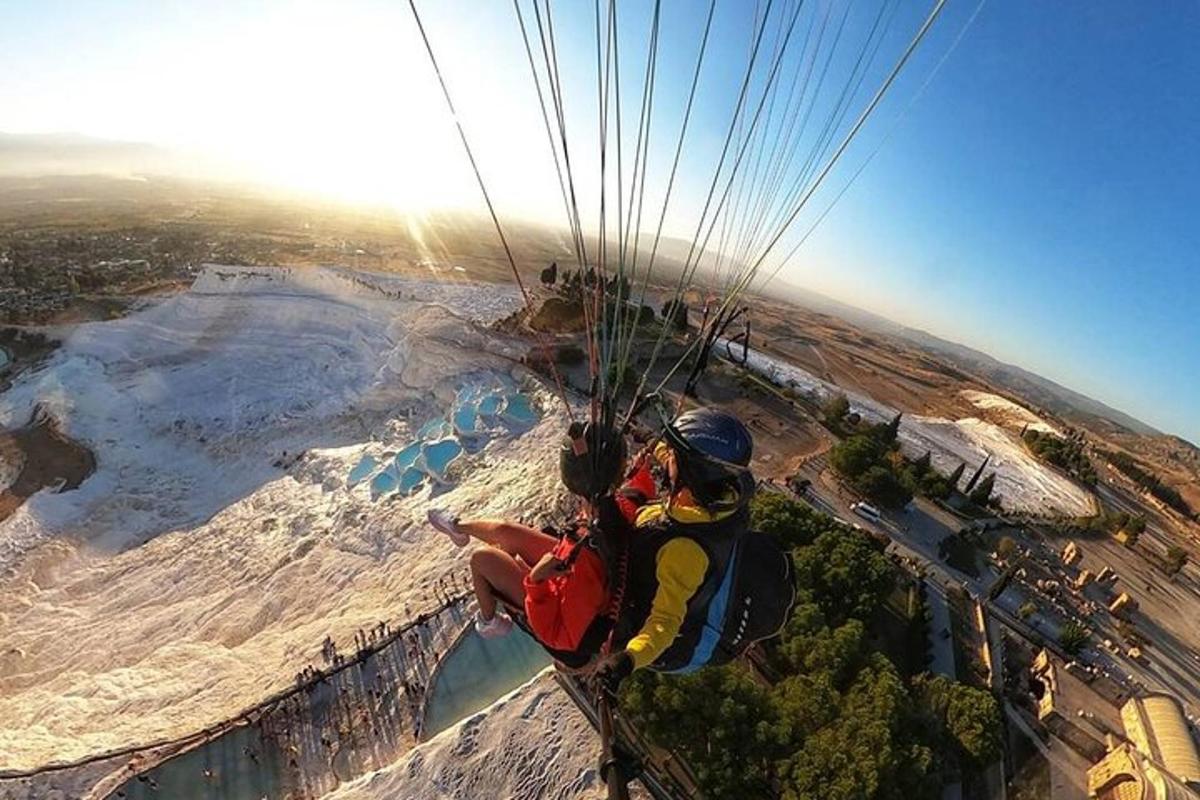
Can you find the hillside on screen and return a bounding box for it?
[0,266,565,769]
[770,279,1162,438]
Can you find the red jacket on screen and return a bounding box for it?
[523,460,655,652]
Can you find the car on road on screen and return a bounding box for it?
[851,501,882,523]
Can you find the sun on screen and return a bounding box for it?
[111,1,560,216]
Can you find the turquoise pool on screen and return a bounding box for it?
[370,468,398,498]
[111,724,285,800]
[421,624,552,740]
[394,441,422,471]
[420,438,464,483]
[348,374,540,501]
[347,455,378,486]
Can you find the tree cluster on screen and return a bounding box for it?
[828,416,914,508]
[827,417,964,506]
[1070,510,1147,545]
[621,494,1005,799]
[967,473,996,508]
[1164,545,1188,576]
[1100,449,1194,517]
[821,394,851,433]
[540,266,658,338]
[554,265,627,300]
[1022,430,1097,485]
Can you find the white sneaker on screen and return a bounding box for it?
[475,611,514,639]
[427,508,468,547]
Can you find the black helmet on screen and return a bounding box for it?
[664,407,752,503]
[560,421,627,498]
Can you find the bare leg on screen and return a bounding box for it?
[470,547,527,620]
[456,520,556,565]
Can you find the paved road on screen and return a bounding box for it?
[926,579,957,679]
[803,469,985,597]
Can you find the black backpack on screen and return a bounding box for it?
[698,529,796,668]
[616,502,797,673]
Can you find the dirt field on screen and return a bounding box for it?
[749,294,983,421]
[0,411,96,522]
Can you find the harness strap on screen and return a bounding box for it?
[552,518,629,625]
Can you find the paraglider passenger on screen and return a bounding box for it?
[428,422,651,659]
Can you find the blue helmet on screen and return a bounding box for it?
[664,407,752,503]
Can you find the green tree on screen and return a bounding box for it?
[1059,621,1090,656]
[1023,429,1097,485]
[830,434,882,480]
[856,465,914,508]
[1165,545,1188,576]
[779,618,868,689]
[793,531,894,624]
[751,492,838,550]
[914,675,1003,767]
[963,457,990,494]
[1106,511,1131,532]
[771,671,841,743]
[913,451,932,474]
[868,414,902,447]
[919,471,952,500]
[946,462,966,490]
[620,664,786,798]
[968,473,996,507]
[779,655,938,800]
[945,685,1004,765]
[822,394,851,426]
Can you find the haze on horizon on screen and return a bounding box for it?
[2,0,1197,443]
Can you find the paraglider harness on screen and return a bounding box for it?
[496,418,641,671]
[496,491,642,800]
[507,404,794,798]
[511,496,637,671]
[526,399,793,674]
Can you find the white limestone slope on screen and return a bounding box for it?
[960,389,1060,435]
[0,266,573,771]
[726,341,1095,516]
[322,670,605,800]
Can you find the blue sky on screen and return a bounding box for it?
[793,2,1200,443]
[2,1,1197,441]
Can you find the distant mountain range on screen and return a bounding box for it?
[0,132,184,177]
[770,281,1165,439]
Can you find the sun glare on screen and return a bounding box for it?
[75,2,559,216]
[203,3,492,212]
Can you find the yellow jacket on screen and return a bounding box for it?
[623,489,739,668]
